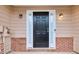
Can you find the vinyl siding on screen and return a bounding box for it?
[10,6,73,38]
[72,6,79,52]
[0,6,11,43]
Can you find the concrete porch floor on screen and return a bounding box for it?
[10,52,76,54]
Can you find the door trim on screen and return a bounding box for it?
[26,10,56,49]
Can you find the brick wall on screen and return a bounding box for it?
[11,37,73,52]
[56,37,73,52]
[11,38,26,51]
[0,43,4,53]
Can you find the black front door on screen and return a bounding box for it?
[33,12,49,48]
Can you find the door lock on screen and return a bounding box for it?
[54,29,56,31]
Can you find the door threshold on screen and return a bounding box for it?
[27,48,56,50]
[27,48,56,52]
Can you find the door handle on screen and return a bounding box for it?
[54,29,56,31]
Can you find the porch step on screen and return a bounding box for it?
[27,48,56,52]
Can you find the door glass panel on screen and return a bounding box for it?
[33,12,49,48]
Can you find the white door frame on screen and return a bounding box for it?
[26,10,56,49]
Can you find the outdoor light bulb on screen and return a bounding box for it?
[58,13,63,21]
[60,15,63,18]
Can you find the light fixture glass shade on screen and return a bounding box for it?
[58,13,63,20]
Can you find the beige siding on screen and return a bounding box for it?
[0,6,11,43]
[10,7,26,37]
[72,6,79,52]
[10,6,73,38]
[0,6,11,27]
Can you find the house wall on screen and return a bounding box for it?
[0,6,74,52]
[11,6,73,38]
[0,6,11,43]
[0,6,11,53]
[11,6,73,52]
[72,6,79,53]
[11,37,73,52]
[0,6,11,27]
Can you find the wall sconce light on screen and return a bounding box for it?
[19,14,23,18]
[58,13,64,20]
